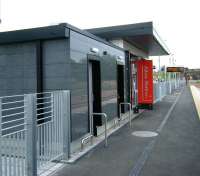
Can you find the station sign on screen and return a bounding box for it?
[167,67,184,73]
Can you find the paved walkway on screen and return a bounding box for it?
[53,87,200,176]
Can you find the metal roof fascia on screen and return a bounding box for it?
[152,28,170,55]
[0,25,69,45]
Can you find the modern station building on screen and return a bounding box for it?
[0,22,169,143]
[87,22,169,110]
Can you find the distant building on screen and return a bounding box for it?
[188,69,200,80]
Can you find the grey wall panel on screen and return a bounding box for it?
[24,66,37,78]
[42,39,70,91]
[0,42,37,96]
[43,64,70,78]
[42,38,90,141]
[4,66,24,78]
[70,30,124,140]
[5,78,24,90]
[42,39,70,65]
[101,55,118,119]
[69,63,88,140]
[0,79,6,90]
[70,50,88,64]
[43,77,71,90]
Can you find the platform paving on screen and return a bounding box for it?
[53,87,200,176]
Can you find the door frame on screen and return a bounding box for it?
[87,54,102,135]
[117,63,125,117]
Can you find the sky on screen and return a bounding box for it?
[0,0,200,69]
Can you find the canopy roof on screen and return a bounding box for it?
[87,22,170,56]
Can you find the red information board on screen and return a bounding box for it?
[136,59,153,105]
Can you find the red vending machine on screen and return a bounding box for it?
[131,59,153,110]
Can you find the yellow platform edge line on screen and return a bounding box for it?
[190,85,200,120]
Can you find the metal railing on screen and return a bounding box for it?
[0,94,26,176]
[92,113,108,147]
[81,112,108,150]
[119,103,132,127]
[154,79,185,103]
[0,90,71,176]
[81,135,93,151]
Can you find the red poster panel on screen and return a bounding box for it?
[137,59,153,104]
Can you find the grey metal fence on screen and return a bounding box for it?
[0,90,71,176]
[154,79,185,103]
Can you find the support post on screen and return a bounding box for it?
[25,94,37,176]
[62,91,71,160]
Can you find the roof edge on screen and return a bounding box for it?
[0,24,69,45]
[153,28,170,55]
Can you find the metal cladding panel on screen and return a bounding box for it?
[0,42,37,96]
[137,59,153,104]
[70,30,124,141]
[42,39,70,90]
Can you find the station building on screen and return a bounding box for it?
[0,22,169,143]
[87,22,169,110]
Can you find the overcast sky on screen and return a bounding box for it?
[0,0,199,69]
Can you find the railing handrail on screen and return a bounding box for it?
[81,112,108,150]
[92,113,108,147]
[81,134,93,151]
[119,102,132,127]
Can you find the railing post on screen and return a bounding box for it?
[129,104,131,127]
[119,104,122,125]
[0,98,2,176]
[119,103,132,127]
[169,73,172,94]
[24,94,37,176]
[159,82,162,101]
[62,91,71,160]
[103,114,108,147]
[91,113,108,147]
[169,80,172,94]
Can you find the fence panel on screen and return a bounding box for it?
[153,79,184,103]
[0,95,26,176]
[0,90,71,176]
[36,91,70,174]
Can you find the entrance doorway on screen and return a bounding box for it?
[117,64,125,117]
[88,60,102,136]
